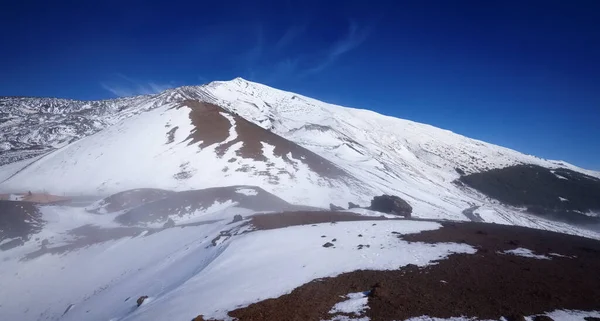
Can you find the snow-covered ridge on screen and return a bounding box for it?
[1,77,598,222]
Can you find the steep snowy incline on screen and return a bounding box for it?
[2,77,599,222]
[183,78,600,219]
[0,100,365,207]
[0,88,214,165]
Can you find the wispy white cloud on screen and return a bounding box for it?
[275,24,307,51]
[101,74,174,97]
[303,21,372,76]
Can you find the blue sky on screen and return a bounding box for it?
[1,0,599,169]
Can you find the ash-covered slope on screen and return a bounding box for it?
[192,78,600,221]
[0,99,363,207]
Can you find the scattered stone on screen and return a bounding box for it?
[358,234,363,237]
[232,214,243,223]
[369,194,413,217]
[332,238,337,242]
[162,218,175,228]
[329,203,344,211]
[62,304,74,316]
[321,235,326,238]
[322,242,334,248]
[136,296,148,307]
[348,202,360,209]
[455,167,466,175]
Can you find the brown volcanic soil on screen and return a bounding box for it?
[179,100,348,180]
[87,188,174,214]
[250,211,393,230]
[0,192,70,204]
[180,100,231,148]
[0,200,44,250]
[224,221,600,321]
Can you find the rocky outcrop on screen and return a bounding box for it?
[348,202,360,209]
[459,164,600,225]
[329,203,344,211]
[368,195,412,217]
[136,296,148,307]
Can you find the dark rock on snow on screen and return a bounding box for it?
[162,218,176,228]
[368,195,412,217]
[329,203,344,211]
[348,202,360,209]
[136,296,148,307]
[322,242,334,248]
[232,214,244,223]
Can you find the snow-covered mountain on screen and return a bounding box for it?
[1,77,598,224]
[2,78,600,321]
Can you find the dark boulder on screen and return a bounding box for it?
[232,214,244,223]
[368,195,412,217]
[136,296,148,307]
[348,202,360,209]
[330,203,344,211]
[162,218,175,228]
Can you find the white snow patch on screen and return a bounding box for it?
[127,220,475,320]
[549,252,576,259]
[499,248,551,260]
[405,317,483,321]
[542,309,600,320]
[324,316,370,321]
[551,170,569,180]
[329,292,369,315]
[347,207,401,219]
[235,187,258,196]
[559,197,569,202]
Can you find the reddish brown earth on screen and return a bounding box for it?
[0,192,70,204]
[216,221,600,321]
[250,211,393,230]
[179,100,350,180]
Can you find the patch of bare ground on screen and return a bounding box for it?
[115,185,312,226]
[179,100,231,148]
[179,99,349,181]
[250,211,393,230]
[87,188,174,214]
[0,192,70,204]
[224,221,600,321]
[165,126,178,144]
[0,200,44,250]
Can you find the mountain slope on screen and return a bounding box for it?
[0,99,364,207]
[1,78,599,223]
